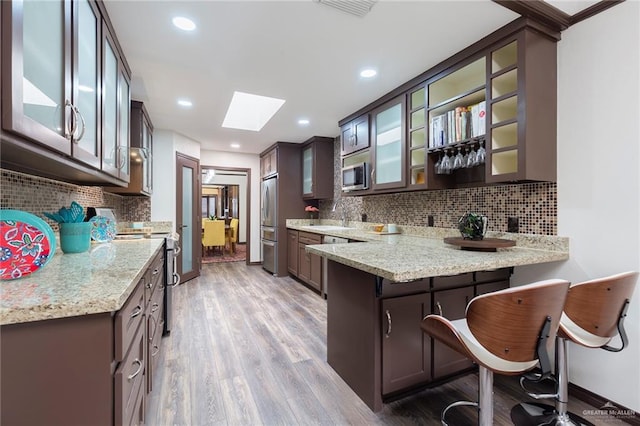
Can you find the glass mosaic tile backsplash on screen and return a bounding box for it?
[1,169,150,230]
[319,139,557,235]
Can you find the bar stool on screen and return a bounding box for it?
[511,271,638,426]
[421,279,570,426]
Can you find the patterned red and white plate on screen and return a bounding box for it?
[0,210,56,280]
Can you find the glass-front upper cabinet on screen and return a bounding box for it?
[2,0,72,154]
[71,0,101,168]
[371,96,406,190]
[118,65,131,183]
[102,31,119,177]
[101,24,130,183]
[302,145,313,196]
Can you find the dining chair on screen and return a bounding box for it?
[202,219,225,255]
[421,279,570,426]
[227,218,239,253]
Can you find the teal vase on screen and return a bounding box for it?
[59,222,91,253]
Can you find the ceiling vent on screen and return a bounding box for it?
[315,0,377,17]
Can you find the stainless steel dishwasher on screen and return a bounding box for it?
[322,235,349,299]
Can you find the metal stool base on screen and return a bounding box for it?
[442,400,478,426]
[511,402,594,426]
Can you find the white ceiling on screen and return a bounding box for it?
[104,1,519,155]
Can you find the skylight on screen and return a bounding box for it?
[222,91,286,132]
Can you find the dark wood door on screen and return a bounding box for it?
[308,252,322,292]
[381,292,431,395]
[176,152,201,283]
[298,242,310,283]
[432,286,474,379]
[287,230,298,276]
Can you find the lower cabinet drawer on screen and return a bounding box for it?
[115,323,145,426]
[115,280,145,362]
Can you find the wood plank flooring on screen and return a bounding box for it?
[146,262,613,426]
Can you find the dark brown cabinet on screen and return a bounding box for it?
[302,136,334,200]
[381,292,431,395]
[370,96,406,191]
[0,247,165,426]
[341,114,369,156]
[260,142,306,277]
[338,19,559,195]
[105,101,154,195]
[260,147,277,178]
[431,286,474,379]
[288,230,323,293]
[287,230,299,276]
[0,0,133,186]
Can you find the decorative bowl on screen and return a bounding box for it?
[458,212,488,240]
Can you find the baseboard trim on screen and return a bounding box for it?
[569,383,639,425]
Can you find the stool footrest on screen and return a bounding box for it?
[442,400,478,426]
[511,402,595,426]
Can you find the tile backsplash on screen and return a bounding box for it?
[1,169,150,229]
[319,139,557,235]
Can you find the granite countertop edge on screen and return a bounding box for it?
[1,239,164,326]
[287,219,569,282]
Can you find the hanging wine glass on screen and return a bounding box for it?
[434,153,443,175]
[441,150,452,174]
[452,147,464,170]
[466,145,477,168]
[462,147,470,168]
[476,140,486,164]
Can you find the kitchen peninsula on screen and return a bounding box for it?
[290,221,568,411]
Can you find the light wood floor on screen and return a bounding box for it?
[146,262,611,426]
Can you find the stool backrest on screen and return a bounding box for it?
[564,271,638,338]
[467,279,570,362]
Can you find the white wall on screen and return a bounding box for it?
[150,130,201,229]
[512,1,640,411]
[200,150,261,264]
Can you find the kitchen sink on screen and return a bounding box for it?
[300,225,354,231]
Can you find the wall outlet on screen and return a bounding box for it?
[361,213,368,222]
[508,217,519,233]
[427,215,434,227]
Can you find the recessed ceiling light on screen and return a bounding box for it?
[298,119,310,125]
[177,99,193,107]
[360,68,377,78]
[172,16,196,31]
[230,143,241,149]
[222,91,286,132]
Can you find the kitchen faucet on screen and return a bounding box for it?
[332,198,347,227]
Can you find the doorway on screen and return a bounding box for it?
[201,166,250,265]
[176,153,201,282]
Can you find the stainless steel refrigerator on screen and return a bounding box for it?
[261,176,277,274]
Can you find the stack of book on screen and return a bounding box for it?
[429,101,486,148]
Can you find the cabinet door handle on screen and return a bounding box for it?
[171,272,181,287]
[436,301,443,316]
[130,305,142,318]
[73,105,86,141]
[64,100,77,140]
[385,309,392,338]
[151,344,160,357]
[151,302,159,313]
[146,281,154,290]
[127,359,143,380]
[152,268,160,276]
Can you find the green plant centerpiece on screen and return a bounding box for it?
[458,212,488,240]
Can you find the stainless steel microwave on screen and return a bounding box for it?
[342,162,368,192]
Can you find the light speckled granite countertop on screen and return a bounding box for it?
[0,238,164,325]
[287,220,569,282]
